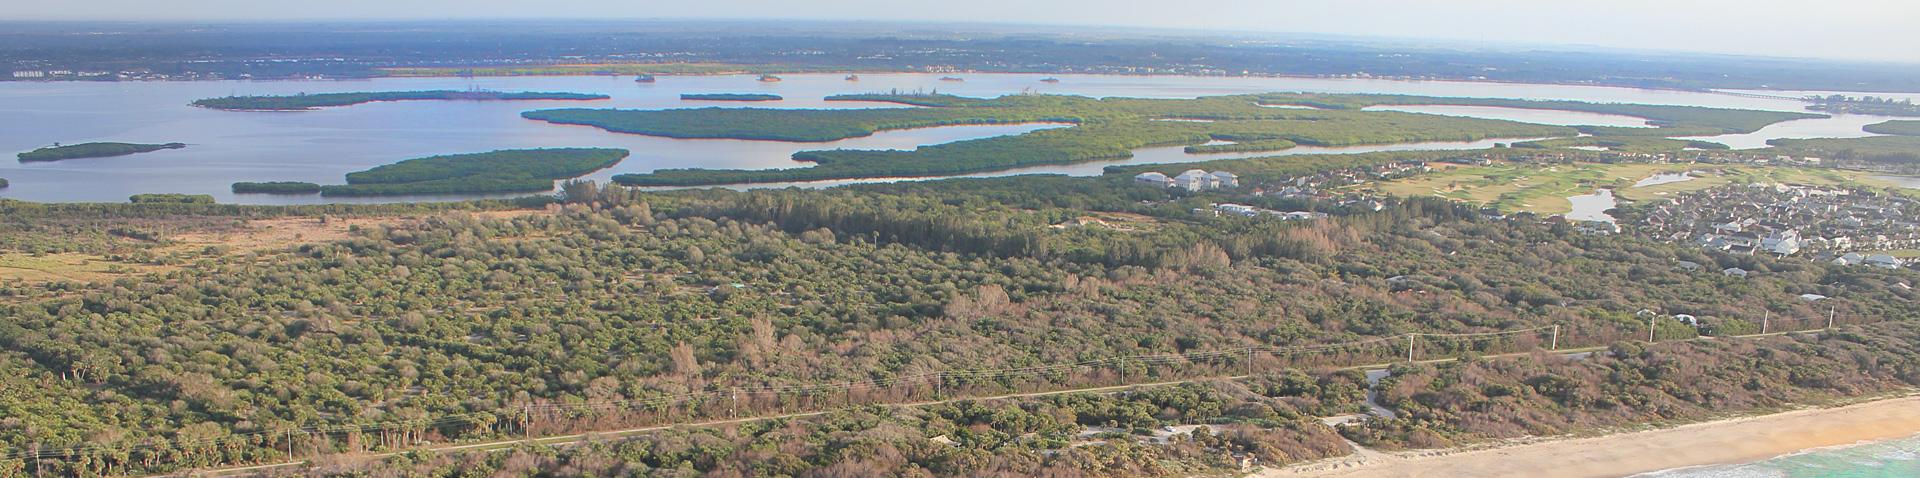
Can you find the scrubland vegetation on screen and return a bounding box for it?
[1,149,1915,474]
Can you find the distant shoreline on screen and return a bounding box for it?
[0,69,1885,98]
[1264,392,1920,478]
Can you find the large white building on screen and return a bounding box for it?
[11,71,45,78]
[1136,169,1240,191]
[1134,172,1173,187]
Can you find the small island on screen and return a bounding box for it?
[319,148,629,196]
[1808,95,1920,117]
[232,181,323,195]
[191,90,611,111]
[1864,120,1920,136]
[680,93,783,102]
[129,193,215,204]
[18,142,186,162]
[0,178,9,189]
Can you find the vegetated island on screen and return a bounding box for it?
[17,142,186,162]
[1807,95,1920,117]
[128,193,214,204]
[318,148,629,197]
[0,178,8,188]
[1762,120,1920,168]
[1864,119,1920,136]
[231,181,323,195]
[191,90,610,111]
[680,93,783,102]
[517,92,1818,187]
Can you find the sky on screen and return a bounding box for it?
[14,0,1920,63]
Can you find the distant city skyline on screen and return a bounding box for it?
[13,0,1920,63]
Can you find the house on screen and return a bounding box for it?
[1672,314,1700,327]
[1865,254,1904,269]
[1833,252,1866,266]
[1173,169,1214,191]
[10,71,44,78]
[1134,172,1173,187]
[1760,230,1802,256]
[1212,203,1260,217]
[1799,294,1828,302]
[1675,260,1702,272]
[1722,267,1749,278]
[1575,220,1620,235]
[1210,171,1240,188]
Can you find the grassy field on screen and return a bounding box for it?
[0,252,161,283]
[1370,162,1898,215]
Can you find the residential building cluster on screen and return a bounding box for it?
[1627,183,1919,264]
[1134,169,1240,191]
[1201,203,1328,221]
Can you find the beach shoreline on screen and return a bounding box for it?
[1262,393,1920,478]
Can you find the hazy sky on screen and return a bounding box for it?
[15,0,1920,63]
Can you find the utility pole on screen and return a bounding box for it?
[1828,306,1837,330]
[1406,334,1416,363]
[1648,315,1657,343]
[1762,310,1770,335]
[730,388,738,417]
[1243,347,1254,376]
[1550,325,1560,351]
[286,428,294,461]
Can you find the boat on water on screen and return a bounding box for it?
[845,74,860,81]
[1040,77,1061,83]
[939,76,965,82]
[758,74,783,82]
[634,74,656,83]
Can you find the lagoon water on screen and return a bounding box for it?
[1565,189,1619,223]
[0,73,1910,204]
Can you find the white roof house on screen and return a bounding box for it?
[1210,171,1240,188]
[1722,267,1749,278]
[1865,254,1904,269]
[1134,172,1173,187]
[1174,169,1214,191]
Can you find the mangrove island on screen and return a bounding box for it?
[17,142,187,162]
[192,90,611,111]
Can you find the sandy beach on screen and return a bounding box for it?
[1264,394,1920,478]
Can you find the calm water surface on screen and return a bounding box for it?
[0,73,1909,204]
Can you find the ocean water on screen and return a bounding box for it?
[1635,434,1920,478]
